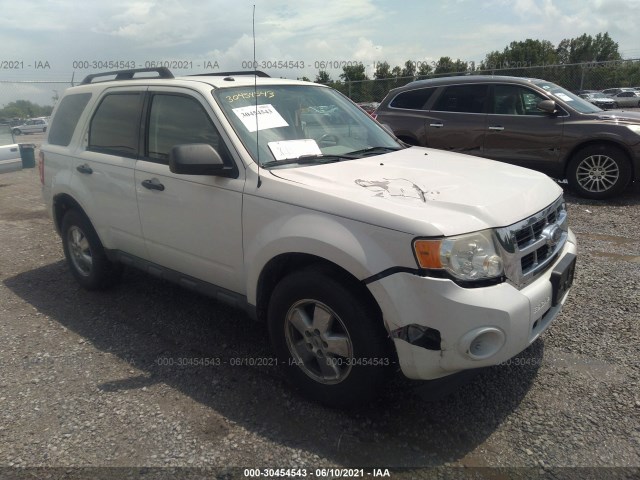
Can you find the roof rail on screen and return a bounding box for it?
[80,67,174,85]
[188,70,271,78]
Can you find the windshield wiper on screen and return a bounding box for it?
[261,154,356,168]
[345,146,403,157]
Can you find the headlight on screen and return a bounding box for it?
[413,230,504,281]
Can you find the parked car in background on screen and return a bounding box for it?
[357,102,380,116]
[608,91,640,108]
[0,125,21,174]
[374,75,640,199]
[579,92,616,110]
[601,87,635,96]
[12,117,48,135]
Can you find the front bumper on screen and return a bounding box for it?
[368,230,577,380]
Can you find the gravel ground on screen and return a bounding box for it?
[0,157,638,479]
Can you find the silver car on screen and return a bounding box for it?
[0,125,21,174]
[608,91,640,108]
[12,117,48,135]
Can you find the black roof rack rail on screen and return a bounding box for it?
[80,67,174,85]
[188,70,271,78]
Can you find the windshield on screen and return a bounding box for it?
[534,80,602,113]
[213,84,401,167]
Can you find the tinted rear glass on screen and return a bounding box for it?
[48,93,91,146]
[390,88,435,109]
[432,84,487,113]
[89,93,142,156]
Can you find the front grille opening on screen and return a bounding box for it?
[521,252,535,271]
[515,228,533,247]
[498,196,568,287]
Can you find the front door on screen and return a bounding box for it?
[135,88,246,294]
[482,84,565,176]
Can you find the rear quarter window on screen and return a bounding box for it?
[389,88,436,110]
[48,93,92,146]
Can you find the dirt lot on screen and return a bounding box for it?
[0,153,639,479]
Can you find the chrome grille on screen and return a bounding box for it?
[495,197,568,288]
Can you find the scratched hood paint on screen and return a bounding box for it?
[266,147,563,237]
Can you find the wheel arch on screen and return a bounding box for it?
[255,253,383,326]
[52,193,88,234]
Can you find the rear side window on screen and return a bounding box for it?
[390,88,435,110]
[88,93,143,157]
[432,84,488,113]
[48,93,91,146]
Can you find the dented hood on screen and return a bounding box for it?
[266,147,563,237]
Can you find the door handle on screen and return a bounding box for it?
[76,164,93,174]
[429,123,444,128]
[141,178,165,191]
[488,126,505,131]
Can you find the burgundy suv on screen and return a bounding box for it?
[375,75,640,199]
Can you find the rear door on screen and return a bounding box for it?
[424,83,488,156]
[482,83,564,175]
[74,87,147,257]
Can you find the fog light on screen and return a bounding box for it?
[460,327,505,360]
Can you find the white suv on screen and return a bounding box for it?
[40,68,577,407]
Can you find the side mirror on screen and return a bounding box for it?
[169,144,237,177]
[537,99,557,114]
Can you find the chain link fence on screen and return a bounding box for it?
[1,59,639,115]
[327,58,640,103]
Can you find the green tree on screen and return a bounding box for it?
[417,62,433,78]
[434,57,469,75]
[481,39,558,70]
[556,32,621,64]
[400,60,416,78]
[374,61,392,79]
[315,70,331,84]
[339,64,367,82]
[0,100,53,119]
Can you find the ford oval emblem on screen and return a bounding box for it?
[542,224,562,247]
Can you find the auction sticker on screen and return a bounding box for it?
[268,139,322,160]
[232,104,288,132]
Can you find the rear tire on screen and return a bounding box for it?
[268,267,392,408]
[567,145,631,199]
[61,210,123,290]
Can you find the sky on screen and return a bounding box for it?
[0,0,639,105]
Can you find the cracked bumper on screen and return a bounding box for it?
[368,230,577,380]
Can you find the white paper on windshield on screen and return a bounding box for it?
[555,92,573,102]
[268,139,322,160]
[232,104,288,132]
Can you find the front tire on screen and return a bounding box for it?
[61,210,123,290]
[567,145,631,199]
[268,267,392,408]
